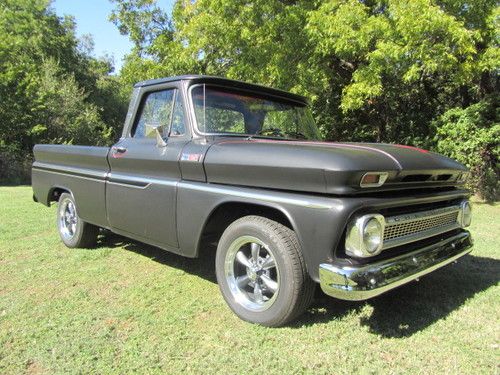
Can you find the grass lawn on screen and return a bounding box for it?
[0,186,498,374]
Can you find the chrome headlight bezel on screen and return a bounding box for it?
[345,214,386,258]
[458,200,472,227]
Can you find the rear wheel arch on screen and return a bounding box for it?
[48,186,72,205]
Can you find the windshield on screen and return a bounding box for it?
[191,85,321,140]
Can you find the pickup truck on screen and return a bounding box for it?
[32,75,473,326]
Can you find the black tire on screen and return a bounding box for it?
[215,215,315,327]
[56,192,98,248]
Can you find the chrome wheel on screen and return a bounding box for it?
[224,236,280,312]
[58,197,78,240]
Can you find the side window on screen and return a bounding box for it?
[133,89,175,138]
[170,92,186,136]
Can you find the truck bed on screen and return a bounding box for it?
[32,144,111,228]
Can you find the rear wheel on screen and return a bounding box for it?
[215,216,315,327]
[57,193,98,248]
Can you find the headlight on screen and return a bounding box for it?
[459,200,472,227]
[345,214,385,258]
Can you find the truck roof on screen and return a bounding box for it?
[134,75,308,104]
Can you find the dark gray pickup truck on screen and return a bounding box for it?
[32,75,473,326]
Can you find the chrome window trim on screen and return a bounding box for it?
[187,83,311,138]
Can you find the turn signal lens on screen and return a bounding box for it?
[360,172,389,188]
[459,200,472,227]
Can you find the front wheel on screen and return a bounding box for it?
[215,216,315,327]
[57,192,98,248]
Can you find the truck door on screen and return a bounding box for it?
[106,86,188,249]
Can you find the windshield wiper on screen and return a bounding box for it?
[247,129,308,141]
[284,131,307,140]
[256,128,284,137]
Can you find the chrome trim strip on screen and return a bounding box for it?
[178,181,334,209]
[33,163,331,208]
[33,163,179,189]
[320,231,472,301]
[384,205,460,225]
[32,166,105,183]
[107,180,151,189]
[33,162,107,180]
[107,173,178,188]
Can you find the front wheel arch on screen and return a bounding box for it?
[196,200,299,252]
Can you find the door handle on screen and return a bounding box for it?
[111,146,127,158]
[113,146,127,153]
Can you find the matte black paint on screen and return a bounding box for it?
[31,75,471,282]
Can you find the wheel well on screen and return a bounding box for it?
[198,202,294,253]
[49,187,70,204]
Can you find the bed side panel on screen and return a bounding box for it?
[32,144,110,228]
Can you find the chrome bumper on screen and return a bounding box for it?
[319,231,472,301]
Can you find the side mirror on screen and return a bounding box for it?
[155,126,167,148]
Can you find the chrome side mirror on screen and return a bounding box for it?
[155,126,167,148]
[147,123,167,147]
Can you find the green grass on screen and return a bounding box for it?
[0,186,498,374]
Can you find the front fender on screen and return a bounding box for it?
[176,181,349,281]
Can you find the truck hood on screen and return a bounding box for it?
[203,138,467,195]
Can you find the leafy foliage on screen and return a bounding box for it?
[0,0,498,200]
[435,97,499,201]
[111,0,499,200]
[0,0,128,182]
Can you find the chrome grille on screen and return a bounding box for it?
[383,206,461,249]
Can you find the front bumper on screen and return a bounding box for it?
[319,231,472,301]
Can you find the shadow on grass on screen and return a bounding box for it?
[98,232,499,337]
[97,231,218,283]
[293,254,500,337]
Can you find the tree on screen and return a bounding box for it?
[0,0,128,182]
[111,0,498,198]
[112,0,497,140]
[434,96,499,201]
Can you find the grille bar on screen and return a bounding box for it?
[383,205,461,250]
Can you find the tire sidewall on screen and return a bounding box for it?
[57,193,84,248]
[215,217,300,326]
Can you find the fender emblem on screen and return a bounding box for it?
[181,153,202,162]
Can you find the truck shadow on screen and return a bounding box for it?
[293,254,499,337]
[98,233,498,338]
[97,232,219,283]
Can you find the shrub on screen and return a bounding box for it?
[0,144,31,184]
[434,97,499,202]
